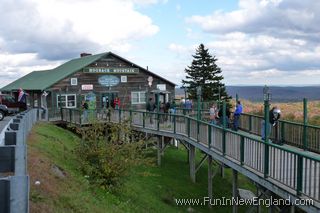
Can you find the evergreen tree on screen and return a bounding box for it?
[182,44,230,102]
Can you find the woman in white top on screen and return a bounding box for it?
[209,104,217,124]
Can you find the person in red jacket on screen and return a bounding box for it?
[114,97,120,109]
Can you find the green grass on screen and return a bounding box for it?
[29,123,258,213]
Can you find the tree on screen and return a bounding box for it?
[182,44,231,103]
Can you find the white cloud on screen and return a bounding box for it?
[0,0,161,87]
[187,0,320,40]
[180,0,320,85]
[0,52,61,86]
[0,0,159,60]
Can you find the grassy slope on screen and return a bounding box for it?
[28,123,257,213]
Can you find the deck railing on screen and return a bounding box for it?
[59,107,320,204]
[175,107,320,153]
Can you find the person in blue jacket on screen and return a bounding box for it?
[233,101,243,131]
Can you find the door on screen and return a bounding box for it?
[101,92,118,109]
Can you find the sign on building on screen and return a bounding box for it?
[81,84,93,90]
[156,84,166,91]
[98,75,120,87]
[84,67,139,74]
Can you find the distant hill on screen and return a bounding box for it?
[175,86,320,102]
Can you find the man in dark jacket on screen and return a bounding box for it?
[146,98,155,124]
[261,106,281,140]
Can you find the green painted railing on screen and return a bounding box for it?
[59,107,320,204]
[175,107,320,153]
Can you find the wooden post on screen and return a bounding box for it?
[232,169,238,213]
[157,137,161,166]
[290,205,295,213]
[208,156,213,206]
[161,136,165,156]
[220,164,225,178]
[257,186,261,213]
[189,145,196,183]
[303,98,308,150]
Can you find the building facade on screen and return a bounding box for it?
[1,52,176,115]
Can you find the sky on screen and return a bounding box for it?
[1,0,320,87]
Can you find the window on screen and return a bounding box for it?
[131,91,146,104]
[71,78,78,86]
[121,76,127,83]
[57,94,76,108]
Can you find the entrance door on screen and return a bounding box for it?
[101,92,118,109]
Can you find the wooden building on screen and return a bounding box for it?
[1,52,176,115]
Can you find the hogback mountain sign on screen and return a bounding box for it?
[98,75,120,87]
[84,67,139,74]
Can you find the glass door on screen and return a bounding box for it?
[101,92,118,109]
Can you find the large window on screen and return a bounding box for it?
[57,94,77,108]
[131,91,146,104]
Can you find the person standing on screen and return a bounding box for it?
[114,97,120,110]
[82,100,89,123]
[209,104,217,124]
[146,98,155,124]
[261,106,281,140]
[233,101,243,131]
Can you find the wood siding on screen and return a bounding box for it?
[48,54,175,110]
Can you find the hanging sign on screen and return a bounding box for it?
[98,75,120,87]
[84,67,139,74]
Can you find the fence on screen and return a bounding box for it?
[175,106,320,153]
[0,108,45,213]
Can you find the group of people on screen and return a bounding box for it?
[208,100,281,141]
[146,98,177,123]
[209,100,243,131]
[81,96,121,122]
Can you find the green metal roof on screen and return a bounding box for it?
[1,51,176,91]
[1,52,107,91]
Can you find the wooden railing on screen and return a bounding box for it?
[59,107,320,204]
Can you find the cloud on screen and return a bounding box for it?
[0,52,61,86]
[179,0,320,85]
[0,0,161,87]
[187,0,320,40]
[0,0,159,60]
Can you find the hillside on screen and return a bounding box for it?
[28,123,256,213]
[175,86,320,102]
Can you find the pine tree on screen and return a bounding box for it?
[182,44,230,102]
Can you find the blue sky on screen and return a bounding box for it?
[0,0,320,87]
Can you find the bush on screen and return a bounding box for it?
[75,120,151,190]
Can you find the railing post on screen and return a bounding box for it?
[240,136,244,165]
[60,108,63,121]
[222,100,226,155]
[157,112,160,131]
[249,115,252,133]
[188,117,191,137]
[303,98,308,150]
[143,112,145,128]
[263,99,270,178]
[280,121,285,145]
[69,109,72,123]
[119,109,121,123]
[173,114,176,134]
[208,125,211,148]
[129,109,132,124]
[297,155,303,195]
[79,109,82,125]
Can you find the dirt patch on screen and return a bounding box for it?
[28,129,68,213]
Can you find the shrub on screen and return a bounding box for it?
[75,120,151,190]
